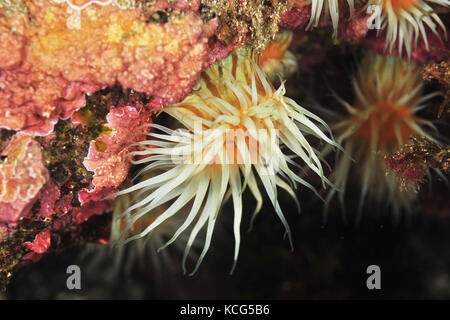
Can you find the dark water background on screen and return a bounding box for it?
[6,186,450,299]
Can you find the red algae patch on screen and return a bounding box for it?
[0,134,49,223]
[0,0,217,135]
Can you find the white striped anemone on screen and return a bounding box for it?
[370,0,449,58]
[306,0,355,39]
[114,46,341,275]
[324,52,440,223]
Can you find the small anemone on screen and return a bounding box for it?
[114,46,341,275]
[324,52,441,223]
[257,30,298,82]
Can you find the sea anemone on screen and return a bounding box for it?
[257,30,298,82]
[109,30,298,272]
[114,46,341,275]
[370,0,449,58]
[306,0,355,39]
[324,52,440,223]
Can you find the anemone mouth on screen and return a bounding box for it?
[112,47,340,275]
[375,0,448,58]
[384,0,418,12]
[346,101,416,148]
[324,53,439,222]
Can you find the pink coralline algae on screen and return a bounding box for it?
[337,8,368,42]
[80,104,152,204]
[280,0,311,30]
[72,200,112,224]
[384,155,427,191]
[0,0,217,135]
[0,134,49,224]
[36,180,61,219]
[385,137,450,191]
[83,106,147,189]
[24,230,51,254]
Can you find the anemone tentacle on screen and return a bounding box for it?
[306,0,355,39]
[370,0,449,58]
